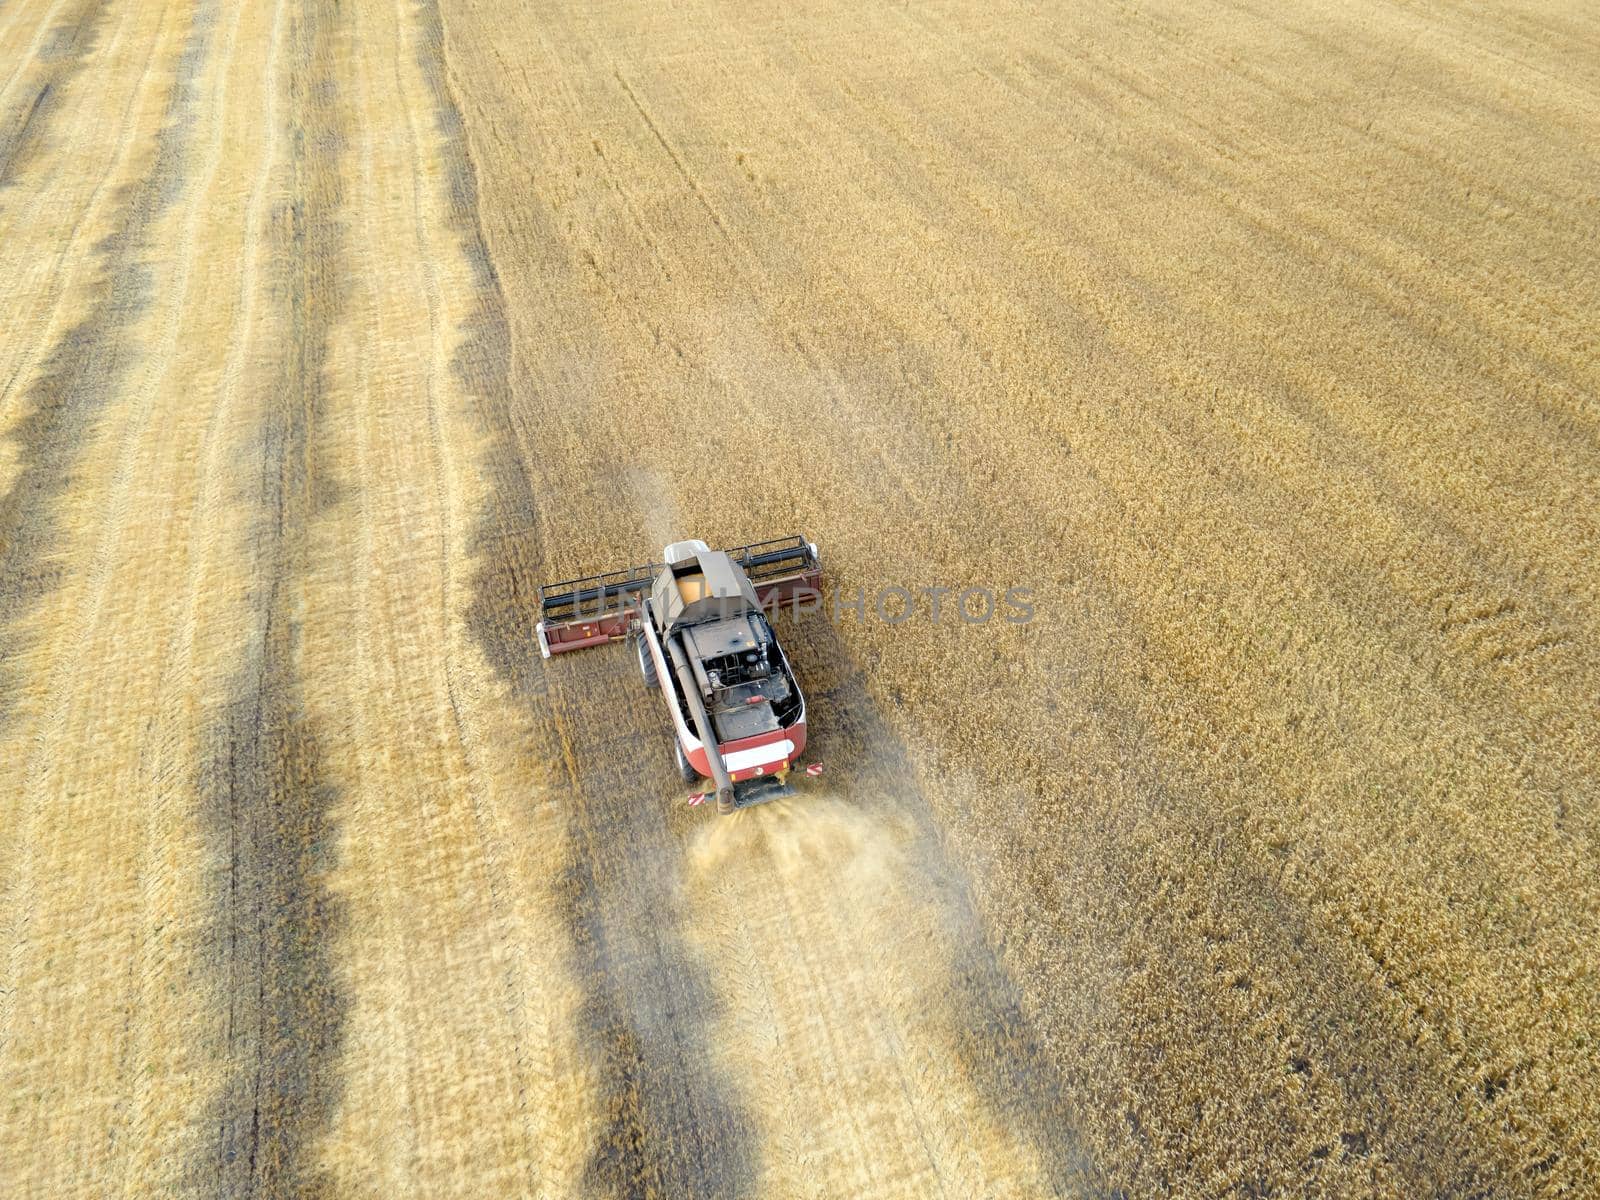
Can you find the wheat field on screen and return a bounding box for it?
[1,0,1596,1196]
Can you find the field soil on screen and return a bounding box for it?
[1,0,1597,1196]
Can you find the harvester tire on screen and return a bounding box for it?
[674,741,699,784]
[637,634,657,688]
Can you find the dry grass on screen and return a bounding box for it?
[0,0,1596,1195]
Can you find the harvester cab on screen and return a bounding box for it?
[536,535,822,814]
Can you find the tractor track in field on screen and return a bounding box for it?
[191,0,346,1193]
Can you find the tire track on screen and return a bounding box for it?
[91,0,271,1189]
[188,0,347,1194]
[0,0,112,187]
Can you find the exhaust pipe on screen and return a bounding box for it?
[667,633,736,813]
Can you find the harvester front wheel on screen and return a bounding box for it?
[637,634,657,688]
[674,741,700,784]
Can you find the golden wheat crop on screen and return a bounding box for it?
[0,0,1595,1196]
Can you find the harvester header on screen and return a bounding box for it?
[535,534,819,658]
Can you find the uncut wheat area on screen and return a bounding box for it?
[0,0,1595,1196]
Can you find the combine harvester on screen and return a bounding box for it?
[537,536,823,814]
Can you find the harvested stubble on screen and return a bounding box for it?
[0,0,1595,1196]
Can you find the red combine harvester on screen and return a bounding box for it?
[537,535,822,814]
